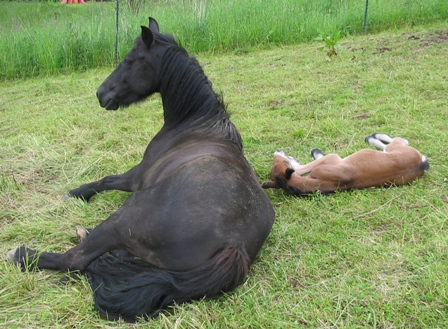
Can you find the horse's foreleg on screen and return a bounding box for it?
[65,166,141,201]
[285,155,301,171]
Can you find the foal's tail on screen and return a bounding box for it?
[85,243,250,322]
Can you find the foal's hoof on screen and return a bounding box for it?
[364,133,378,143]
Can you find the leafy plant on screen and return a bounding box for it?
[314,32,342,58]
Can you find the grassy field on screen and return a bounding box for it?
[1,21,448,328]
[1,0,448,79]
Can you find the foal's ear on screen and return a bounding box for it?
[285,168,295,180]
[148,17,160,32]
[141,26,154,49]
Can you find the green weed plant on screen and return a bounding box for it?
[314,31,343,58]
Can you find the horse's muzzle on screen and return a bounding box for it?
[96,90,119,111]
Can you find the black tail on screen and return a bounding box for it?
[85,244,250,322]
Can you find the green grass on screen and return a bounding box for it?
[1,0,448,79]
[1,23,448,328]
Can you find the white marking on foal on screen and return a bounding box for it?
[274,150,301,170]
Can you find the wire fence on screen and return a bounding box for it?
[111,0,372,63]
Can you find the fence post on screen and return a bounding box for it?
[115,0,120,64]
[363,0,369,33]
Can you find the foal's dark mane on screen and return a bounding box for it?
[158,43,242,149]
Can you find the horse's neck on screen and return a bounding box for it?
[159,48,242,149]
[160,109,242,150]
[161,84,223,127]
[159,49,222,125]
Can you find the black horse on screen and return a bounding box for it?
[7,18,275,322]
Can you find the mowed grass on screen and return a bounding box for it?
[1,23,448,328]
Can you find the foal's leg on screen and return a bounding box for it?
[311,148,325,160]
[291,154,342,176]
[365,133,389,151]
[373,133,394,144]
[284,153,301,171]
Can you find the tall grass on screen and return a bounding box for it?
[0,3,117,78]
[1,0,447,79]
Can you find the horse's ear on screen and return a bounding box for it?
[148,17,160,32]
[141,26,154,49]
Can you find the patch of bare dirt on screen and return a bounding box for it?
[405,29,448,48]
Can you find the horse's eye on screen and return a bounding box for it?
[124,58,132,66]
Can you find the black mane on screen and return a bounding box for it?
[159,45,242,149]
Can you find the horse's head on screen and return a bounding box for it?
[96,17,177,110]
[261,151,298,189]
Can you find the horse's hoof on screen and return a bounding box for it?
[62,194,72,201]
[6,249,16,263]
[62,190,91,202]
[76,227,90,243]
[6,247,39,271]
[62,192,80,201]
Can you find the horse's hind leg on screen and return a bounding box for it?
[7,224,119,272]
[65,165,141,201]
[7,244,102,273]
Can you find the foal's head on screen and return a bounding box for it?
[262,151,298,189]
[96,17,176,110]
